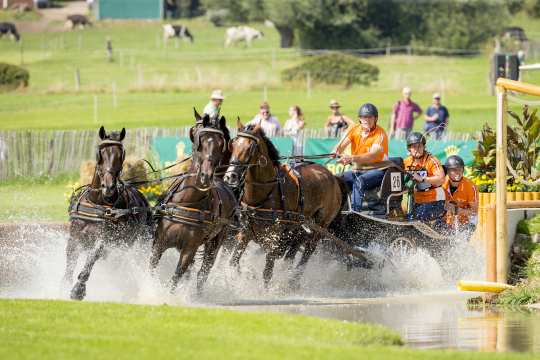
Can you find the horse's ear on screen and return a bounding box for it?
[202,114,210,127]
[236,117,243,130]
[219,115,226,129]
[98,126,106,140]
[194,107,201,121]
[253,123,261,133]
[119,128,126,141]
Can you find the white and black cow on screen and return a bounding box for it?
[0,22,20,42]
[224,26,263,47]
[163,24,194,43]
[65,15,92,30]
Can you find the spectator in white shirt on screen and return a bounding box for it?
[202,89,224,119]
[247,101,281,137]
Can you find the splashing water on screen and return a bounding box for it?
[0,224,484,305]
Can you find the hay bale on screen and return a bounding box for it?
[80,160,96,185]
[121,156,148,183]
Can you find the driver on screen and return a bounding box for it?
[442,155,478,232]
[403,132,447,221]
[334,103,389,212]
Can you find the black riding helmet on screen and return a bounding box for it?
[358,103,378,118]
[445,155,465,169]
[406,132,426,147]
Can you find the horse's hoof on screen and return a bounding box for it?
[70,282,86,301]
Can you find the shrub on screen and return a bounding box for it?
[0,63,29,89]
[281,53,379,88]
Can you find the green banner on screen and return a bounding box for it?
[152,136,476,174]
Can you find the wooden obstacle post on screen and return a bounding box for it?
[485,204,497,282]
[495,85,508,284]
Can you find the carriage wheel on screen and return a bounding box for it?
[390,236,416,254]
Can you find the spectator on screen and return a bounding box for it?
[247,101,281,137]
[283,105,305,156]
[424,93,449,140]
[324,99,354,137]
[164,0,179,19]
[390,87,422,139]
[202,89,224,119]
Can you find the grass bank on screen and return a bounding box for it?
[0,173,75,222]
[0,18,537,132]
[0,299,533,359]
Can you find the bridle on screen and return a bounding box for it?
[94,140,125,199]
[191,125,228,172]
[226,130,269,187]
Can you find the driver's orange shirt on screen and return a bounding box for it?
[403,152,447,203]
[347,124,388,163]
[442,176,478,225]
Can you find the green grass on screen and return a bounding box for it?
[0,299,532,360]
[0,173,75,222]
[0,18,538,132]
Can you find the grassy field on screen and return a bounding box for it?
[0,16,538,133]
[0,173,75,222]
[0,299,533,360]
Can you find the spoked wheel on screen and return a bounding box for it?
[389,236,416,255]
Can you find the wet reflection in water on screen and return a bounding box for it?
[224,293,540,352]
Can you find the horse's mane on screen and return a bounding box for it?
[243,124,280,164]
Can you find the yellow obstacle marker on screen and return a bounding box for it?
[457,280,514,293]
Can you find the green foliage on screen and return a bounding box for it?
[417,0,508,50]
[281,53,379,88]
[0,63,29,89]
[524,0,540,17]
[471,124,496,181]
[507,106,540,181]
[498,280,540,305]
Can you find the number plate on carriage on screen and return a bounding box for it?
[390,172,402,192]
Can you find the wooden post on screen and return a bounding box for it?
[75,68,81,91]
[496,86,508,284]
[19,40,24,65]
[112,82,117,108]
[93,95,98,123]
[485,204,497,282]
[306,71,311,98]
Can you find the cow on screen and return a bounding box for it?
[225,26,264,47]
[0,22,20,42]
[162,24,194,43]
[65,15,92,30]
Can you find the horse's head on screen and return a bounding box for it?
[224,119,278,188]
[190,109,229,188]
[96,126,126,200]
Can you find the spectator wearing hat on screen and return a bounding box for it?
[203,89,225,119]
[390,87,422,139]
[424,93,449,140]
[324,99,354,137]
[247,101,281,137]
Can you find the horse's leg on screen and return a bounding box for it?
[149,228,168,275]
[70,240,105,301]
[229,230,250,269]
[290,235,319,288]
[196,230,224,294]
[170,244,197,294]
[62,235,80,288]
[263,248,280,288]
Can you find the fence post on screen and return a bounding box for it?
[138,64,144,88]
[306,71,312,98]
[386,41,391,56]
[93,95,98,123]
[19,40,24,65]
[263,86,268,101]
[75,68,81,91]
[112,82,117,108]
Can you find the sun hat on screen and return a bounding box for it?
[432,92,441,99]
[329,99,341,108]
[210,89,225,100]
[402,86,412,95]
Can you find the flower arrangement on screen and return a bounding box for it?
[138,184,164,205]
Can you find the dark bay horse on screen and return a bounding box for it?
[151,112,236,293]
[64,126,151,300]
[223,121,344,286]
